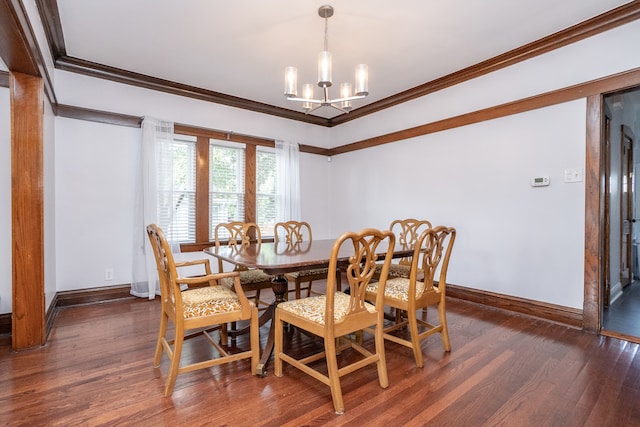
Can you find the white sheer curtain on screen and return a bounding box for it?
[131,117,174,299]
[275,140,301,222]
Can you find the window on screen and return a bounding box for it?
[157,134,196,243]
[165,125,277,250]
[209,140,246,239]
[256,147,276,236]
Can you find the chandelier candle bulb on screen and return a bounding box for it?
[355,64,368,96]
[340,82,353,110]
[284,66,298,97]
[318,51,332,87]
[302,83,314,110]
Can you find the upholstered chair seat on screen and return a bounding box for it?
[366,277,427,303]
[278,292,376,325]
[180,286,246,318]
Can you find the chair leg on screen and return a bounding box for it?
[295,278,302,300]
[306,280,313,297]
[249,306,260,374]
[164,325,184,397]
[439,301,451,352]
[274,310,284,377]
[374,321,389,388]
[220,322,228,346]
[154,311,168,367]
[325,336,345,415]
[408,310,423,368]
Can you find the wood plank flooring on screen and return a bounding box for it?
[1,291,640,426]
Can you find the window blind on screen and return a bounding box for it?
[157,135,197,243]
[209,139,246,240]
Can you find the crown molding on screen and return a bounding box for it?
[32,1,640,128]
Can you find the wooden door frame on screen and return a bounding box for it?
[585,91,638,332]
[620,124,634,287]
[602,114,611,307]
[584,95,604,332]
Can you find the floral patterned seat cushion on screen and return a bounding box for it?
[285,267,329,279]
[366,277,426,302]
[180,285,245,318]
[278,292,376,325]
[220,269,272,287]
[374,263,423,279]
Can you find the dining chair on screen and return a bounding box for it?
[274,220,331,299]
[274,228,395,414]
[214,221,273,309]
[365,225,456,368]
[146,224,259,397]
[375,218,432,280]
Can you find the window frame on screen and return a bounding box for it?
[175,124,276,252]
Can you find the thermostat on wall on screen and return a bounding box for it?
[530,176,550,187]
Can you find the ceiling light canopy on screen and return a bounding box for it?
[284,5,368,114]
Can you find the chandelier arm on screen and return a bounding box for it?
[304,104,324,115]
[328,103,351,114]
[330,94,366,104]
[285,97,323,104]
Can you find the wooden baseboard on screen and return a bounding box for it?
[0,283,584,338]
[0,284,134,338]
[54,284,134,307]
[447,283,583,328]
[0,312,11,337]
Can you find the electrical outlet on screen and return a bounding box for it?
[104,268,114,281]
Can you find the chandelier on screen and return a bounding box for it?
[284,5,368,114]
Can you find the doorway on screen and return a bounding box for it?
[602,87,640,338]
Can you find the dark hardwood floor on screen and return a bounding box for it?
[2,288,640,426]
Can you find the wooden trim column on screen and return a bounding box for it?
[244,144,256,228]
[11,71,45,349]
[583,94,603,333]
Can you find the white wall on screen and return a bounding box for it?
[0,88,10,313]
[329,101,586,308]
[54,115,331,293]
[54,118,139,291]
[44,99,56,310]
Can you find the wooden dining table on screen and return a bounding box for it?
[204,238,412,375]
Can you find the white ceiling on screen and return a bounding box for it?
[56,0,631,119]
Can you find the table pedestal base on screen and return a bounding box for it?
[227,274,288,376]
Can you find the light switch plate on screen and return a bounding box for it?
[564,168,583,183]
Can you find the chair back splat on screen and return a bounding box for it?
[274,228,395,414]
[375,218,432,280]
[275,221,330,299]
[214,221,273,308]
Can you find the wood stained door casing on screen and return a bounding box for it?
[620,125,635,287]
[603,115,611,307]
